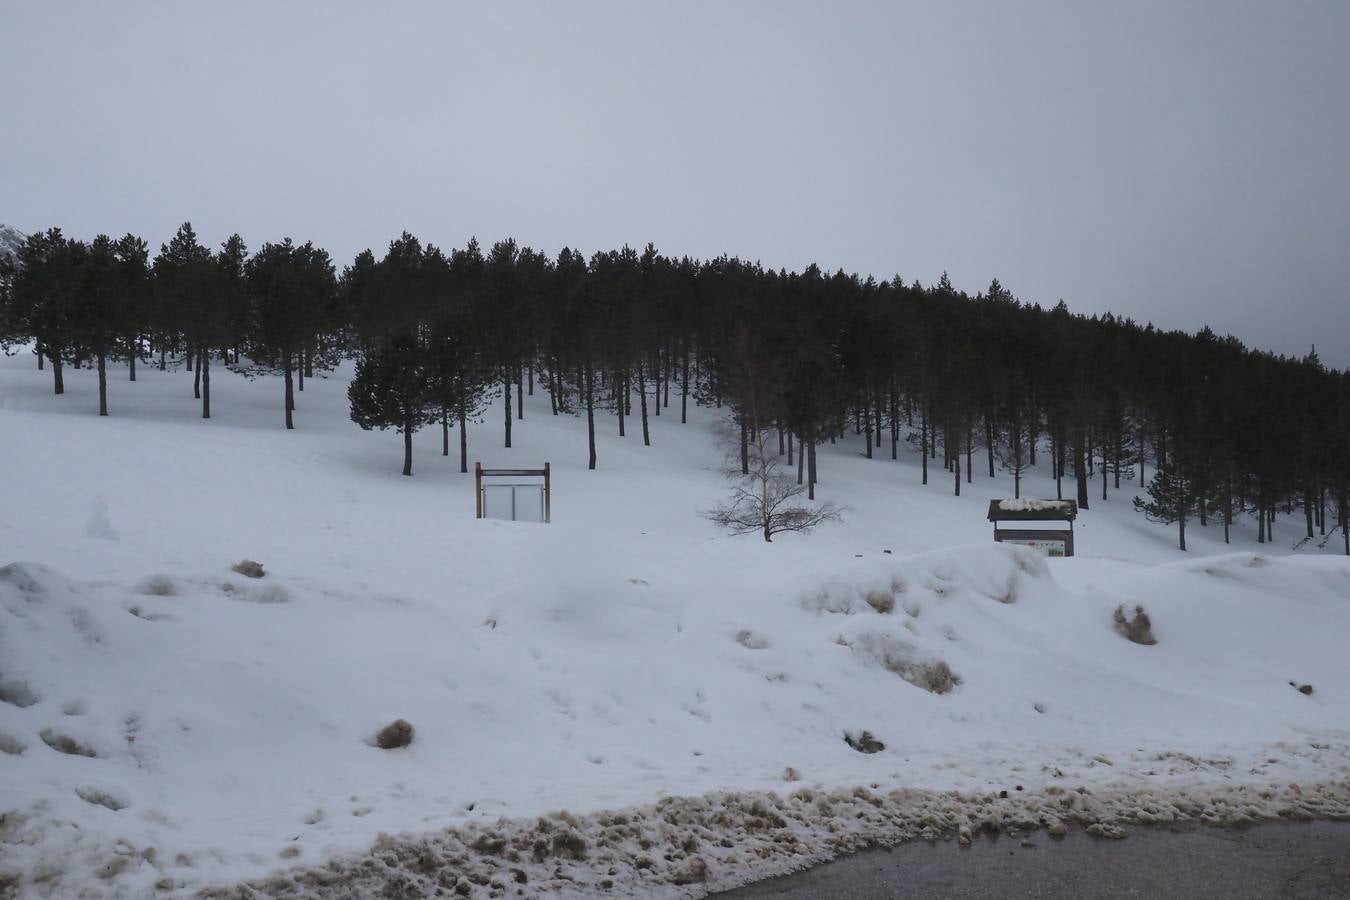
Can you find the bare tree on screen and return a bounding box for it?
[706,327,841,542]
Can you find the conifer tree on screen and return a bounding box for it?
[243,239,337,428]
[70,235,125,415]
[349,329,438,476]
[114,234,149,381]
[1134,462,1198,551]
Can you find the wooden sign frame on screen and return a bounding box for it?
[475,462,551,523]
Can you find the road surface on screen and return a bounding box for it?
[713,821,1350,899]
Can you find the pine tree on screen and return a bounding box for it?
[1134,462,1197,551]
[69,235,125,415]
[113,234,149,382]
[11,229,79,393]
[243,239,338,429]
[348,330,438,476]
[152,223,215,393]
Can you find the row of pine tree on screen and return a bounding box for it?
[1,224,1347,553]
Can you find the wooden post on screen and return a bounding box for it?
[475,462,483,519]
[544,462,551,524]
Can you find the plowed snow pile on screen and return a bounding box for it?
[0,353,1347,898]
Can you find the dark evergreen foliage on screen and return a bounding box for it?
[0,223,1347,554]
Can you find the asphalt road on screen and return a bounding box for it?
[712,821,1350,899]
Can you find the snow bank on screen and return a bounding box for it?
[202,778,1350,898]
[2,546,1348,897]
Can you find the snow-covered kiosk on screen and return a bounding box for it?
[986,499,1077,557]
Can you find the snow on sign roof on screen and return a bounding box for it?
[998,499,1072,512]
[987,499,1078,521]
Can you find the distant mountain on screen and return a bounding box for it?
[0,223,25,260]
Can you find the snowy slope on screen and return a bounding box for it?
[0,351,1347,898]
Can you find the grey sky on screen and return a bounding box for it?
[2,1,1347,366]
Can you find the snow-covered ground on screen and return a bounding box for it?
[0,350,1347,899]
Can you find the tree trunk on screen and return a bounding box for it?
[797,435,805,485]
[159,343,166,371]
[297,351,304,391]
[129,338,137,381]
[36,341,44,370]
[503,373,512,448]
[97,352,108,416]
[1055,437,1065,500]
[985,419,995,477]
[442,408,449,456]
[1074,440,1089,509]
[516,366,523,420]
[528,361,534,396]
[921,414,928,485]
[1224,492,1232,544]
[864,398,873,459]
[1304,488,1315,539]
[304,347,313,379]
[616,370,626,437]
[402,415,414,476]
[965,429,973,483]
[740,418,749,475]
[52,352,64,394]
[807,437,817,501]
[283,354,294,429]
[459,403,469,474]
[585,363,597,470]
[787,430,794,466]
[193,345,201,399]
[681,347,689,424]
[652,351,661,417]
[637,358,650,446]
[201,349,210,418]
[890,387,899,460]
[1179,515,1186,552]
[1342,487,1349,555]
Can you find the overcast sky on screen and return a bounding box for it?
[2,1,1347,366]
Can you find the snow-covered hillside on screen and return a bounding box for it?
[1,350,1347,898]
[0,224,25,260]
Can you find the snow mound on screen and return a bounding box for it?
[198,778,1350,899]
[0,547,1347,897]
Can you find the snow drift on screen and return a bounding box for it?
[1,546,1347,897]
